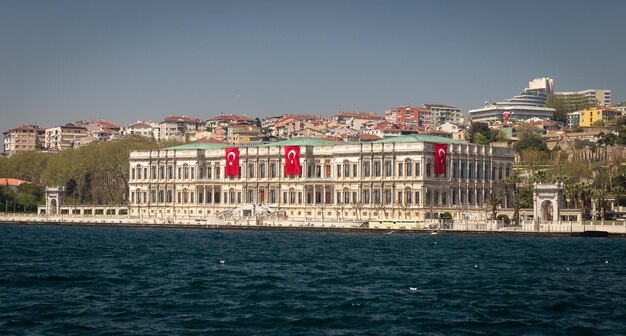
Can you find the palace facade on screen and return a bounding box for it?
[128,135,515,221]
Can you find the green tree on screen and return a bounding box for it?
[592,119,605,127]
[465,123,497,144]
[545,93,596,122]
[487,193,503,220]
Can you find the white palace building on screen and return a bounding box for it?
[128,135,515,221]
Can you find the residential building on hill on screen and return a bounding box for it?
[155,115,202,142]
[128,135,515,221]
[578,108,621,127]
[423,104,462,127]
[44,125,88,151]
[123,121,156,139]
[2,125,45,156]
[386,106,431,127]
[331,112,384,131]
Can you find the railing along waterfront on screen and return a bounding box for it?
[1,212,625,234]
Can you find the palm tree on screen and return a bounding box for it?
[487,193,503,220]
[501,173,519,208]
[593,188,609,220]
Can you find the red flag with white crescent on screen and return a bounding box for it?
[434,143,447,175]
[284,146,301,175]
[224,147,239,177]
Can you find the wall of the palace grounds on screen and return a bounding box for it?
[2,213,626,237]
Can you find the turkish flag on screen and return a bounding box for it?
[434,143,447,175]
[284,146,301,175]
[224,148,240,177]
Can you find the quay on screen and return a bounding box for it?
[2,213,626,238]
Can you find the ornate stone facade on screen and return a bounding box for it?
[128,136,515,221]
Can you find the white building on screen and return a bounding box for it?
[128,135,515,221]
[123,122,156,139]
[44,125,88,151]
[469,77,556,123]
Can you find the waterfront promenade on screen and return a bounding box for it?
[1,213,625,236]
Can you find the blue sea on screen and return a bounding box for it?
[0,225,625,335]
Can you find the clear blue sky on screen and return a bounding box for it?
[1,0,624,129]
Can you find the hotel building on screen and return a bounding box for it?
[128,136,515,221]
[469,77,556,123]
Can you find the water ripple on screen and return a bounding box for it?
[0,225,625,335]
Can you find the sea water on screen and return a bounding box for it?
[0,224,625,335]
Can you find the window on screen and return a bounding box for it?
[398,163,404,177]
[336,164,342,178]
[260,163,266,178]
[344,164,350,177]
[375,161,381,177]
[385,162,392,177]
[249,163,255,178]
[271,163,277,178]
[426,162,431,177]
[415,162,420,176]
[352,164,358,177]
[374,189,381,204]
[460,161,465,178]
[364,162,371,177]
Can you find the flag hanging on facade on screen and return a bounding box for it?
[224,147,240,177]
[284,146,301,175]
[434,143,447,175]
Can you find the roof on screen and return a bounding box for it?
[166,138,230,150]
[163,115,200,123]
[0,178,30,187]
[210,114,254,122]
[260,137,340,147]
[423,104,458,109]
[334,112,384,119]
[129,122,152,128]
[374,134,466,144]
[3,125,45,134]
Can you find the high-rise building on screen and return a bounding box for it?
[468,77,556,123]
[555,89,611,106]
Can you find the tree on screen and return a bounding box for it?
[545,93,596,122]
[465,123,495,144]
[514,124,548,153]
[592,120,605,127]
[487,193,503,220]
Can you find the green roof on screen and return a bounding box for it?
[165,142,230,150]
[259,137,341,147]
[373,134,466,144]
